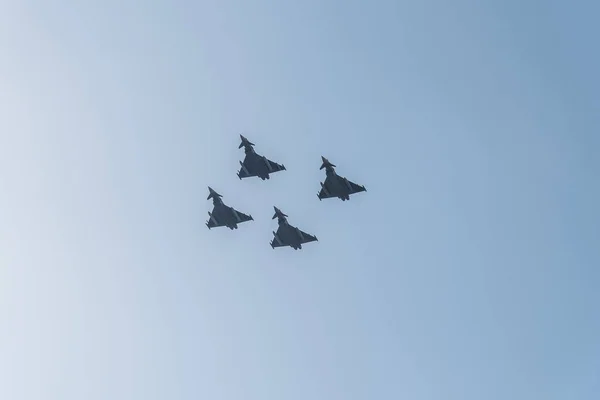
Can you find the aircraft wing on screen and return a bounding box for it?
[270,237,288,248]
[271,227,289,248]
[230,207,253,223]
[206,214,225,229]
[237,157,258,178]
[318,176,339,199]
[206,218,225,228]
[297,228,318,244]
[318,187,335,199]
[263,157,286,173]
[345,178,367,194]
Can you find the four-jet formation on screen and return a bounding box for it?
[317,156,366,201]
[205,186,254,230]
[270,207,318,250]
[206,135,368,250]
[237,134,286,180]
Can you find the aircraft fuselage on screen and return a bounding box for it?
[324,171,352,200]
[275,223,304,249]
[210,204,239,229]
[242,151,271,180]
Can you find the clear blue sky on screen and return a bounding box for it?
[1,1,598,399]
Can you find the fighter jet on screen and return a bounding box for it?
[269,207,318,250]
[317,156,367,201]
[237,134,286,180]
[205,186,253,230]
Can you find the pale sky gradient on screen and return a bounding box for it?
[1,1,599,399]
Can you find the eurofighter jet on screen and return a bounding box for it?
[237,134,286,180]
[317,156,367,201]
[205,186,253,230]
[270,206,318,250]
